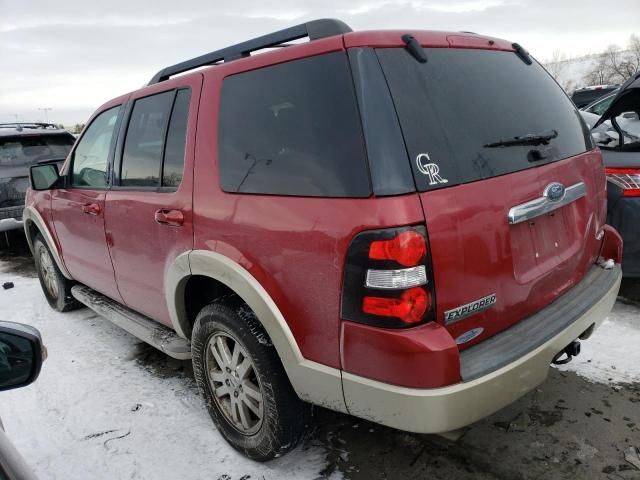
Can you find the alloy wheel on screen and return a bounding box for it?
[39,248,59,299]
[205,332,264,435]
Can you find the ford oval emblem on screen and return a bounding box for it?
[544,182,566,202]
[455,327,484,345]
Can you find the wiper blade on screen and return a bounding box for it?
[484,129,558,148]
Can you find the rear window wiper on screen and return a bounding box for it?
[483,129,558,148]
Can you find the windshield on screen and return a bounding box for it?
[586,93,617,115]
[376,48,592,191]
[0,134,75,168]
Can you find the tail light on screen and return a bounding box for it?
[341,226,436,328]
[606,167,640,197]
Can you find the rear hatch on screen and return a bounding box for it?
[375,44,606,348]
[0,132,74,212]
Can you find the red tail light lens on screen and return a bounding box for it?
[341,225,436,328]
[363,287,430,324]
[606,167,640,197]
[369,230,427,267]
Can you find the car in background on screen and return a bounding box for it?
[0,124,75,233]
[571,85,619,109]
[0,320,45,480]
[587,73,640,277]
[581,89,618,117]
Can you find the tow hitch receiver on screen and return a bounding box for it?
[552,340,581,365]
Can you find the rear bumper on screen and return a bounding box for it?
[341,264,621,434]
[607,197,640,277]
[0,217,23,232]
[0,206,24,232]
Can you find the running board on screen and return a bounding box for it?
[71,285,191,360]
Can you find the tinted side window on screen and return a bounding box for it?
[218,52,370,197]
[72,106,120,187]
[162,89,191,188]
[121,91,174,187]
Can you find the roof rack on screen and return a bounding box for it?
[148,18,353,85]
[0,123,60,131]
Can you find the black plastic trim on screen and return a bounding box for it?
[460,264,621,381]
[148,19,352,85]
[348,48,416,197]
[341,225,436,328]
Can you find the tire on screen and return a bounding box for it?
[191,302,306,461]
[33,233,81,312]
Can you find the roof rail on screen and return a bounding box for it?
[0,123,59,130]
[147,18,353,85]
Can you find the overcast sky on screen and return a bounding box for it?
[1,0,639,125]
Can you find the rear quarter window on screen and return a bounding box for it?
[376,48,592,191]
[218,52,371,197]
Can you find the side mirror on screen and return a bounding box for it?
[30,163,60,191]
[0,322,45,392]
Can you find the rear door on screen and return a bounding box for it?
[376,46,606,348]
[51,105,124,301]
[104,75,201,327]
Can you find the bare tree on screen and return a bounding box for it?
[627,33,640,75]
[546,49,567,80]
[584,52,615,85]
[601,37,639,83]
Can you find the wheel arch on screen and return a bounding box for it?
[166,250,302,368]
[23,206,73,279]
[166,250,347,412]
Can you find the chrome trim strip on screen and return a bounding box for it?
[508,182,586,225]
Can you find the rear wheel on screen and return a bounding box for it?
[33,234,80,312]
[191,303,306,461]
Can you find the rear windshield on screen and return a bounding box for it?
[0,133,75,168]
[376,48,592,191]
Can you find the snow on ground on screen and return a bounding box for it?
[555,300,640,384]
[0,266,337,480]
[1,257,638,480]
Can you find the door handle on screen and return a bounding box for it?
[154,209,184,226]
[82,203,101,215]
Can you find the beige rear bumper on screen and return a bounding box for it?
[341,268,621,434]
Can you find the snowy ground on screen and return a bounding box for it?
[0,265,337,480]
[556,300,640,385]
[0,249,639,479]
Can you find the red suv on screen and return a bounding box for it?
[26,19,623,461]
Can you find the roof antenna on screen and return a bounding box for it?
[401,34,428,63]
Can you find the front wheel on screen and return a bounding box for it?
[33,234,80,312]
[191,303,306,461]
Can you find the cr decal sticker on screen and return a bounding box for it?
[444,293,497,325]
[416,153,448,185]
[455,327,484,345]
